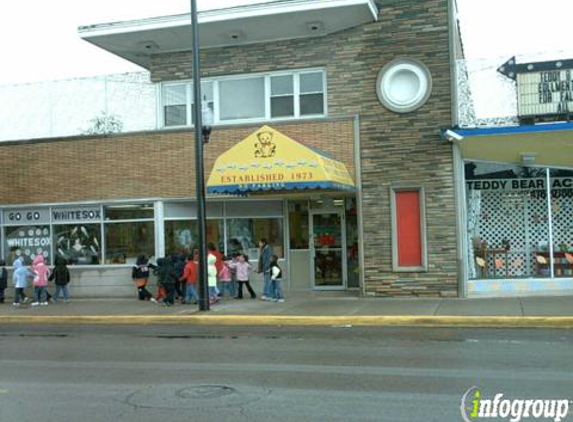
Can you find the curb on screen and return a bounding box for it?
[1,315,573,328]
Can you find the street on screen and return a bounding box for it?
[1,324,572,422]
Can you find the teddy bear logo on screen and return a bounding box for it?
[254,131,276,158]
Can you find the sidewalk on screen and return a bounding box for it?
[1,292,573,327]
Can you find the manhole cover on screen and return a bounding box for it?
[125,384,270,410]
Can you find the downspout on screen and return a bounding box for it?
[353,116,366,297]
[448,0,467,297]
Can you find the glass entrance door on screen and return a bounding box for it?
[310,210,346,289]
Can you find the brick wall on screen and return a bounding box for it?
[0,119,355,205]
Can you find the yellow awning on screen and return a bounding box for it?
[207,125,355,194]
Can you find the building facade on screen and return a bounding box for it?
[0,0,462,298]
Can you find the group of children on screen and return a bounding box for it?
[131,245,285,306]
[0,255,71,307]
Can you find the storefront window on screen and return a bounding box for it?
[105,222,154,264]
[288,200,309,249]
[466,163,550,279]
[104,204,154,220]
[5,225,51,265]
[227,218,284,259]
[549,169,573,278]
[164,220,224,256]
[53,224,101,265]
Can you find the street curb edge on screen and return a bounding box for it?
[1,315,573,328]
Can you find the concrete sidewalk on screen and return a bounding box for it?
[1,291,573,327]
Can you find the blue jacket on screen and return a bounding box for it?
[258,244,273,273]
[12,258,31,288]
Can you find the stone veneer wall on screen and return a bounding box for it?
[148,0,458,297]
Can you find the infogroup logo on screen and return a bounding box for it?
[461,387,570,422]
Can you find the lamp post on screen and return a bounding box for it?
[190,0,209,311]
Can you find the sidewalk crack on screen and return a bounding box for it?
[518,298,525,316]
[432,299,442,316]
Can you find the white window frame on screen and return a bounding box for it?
[390,187,428,272]
[161,82,189,128]
[298,70,327,117]
[269,73,295,119]
[158,68,327,128]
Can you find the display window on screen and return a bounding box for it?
[5,225,51,265]
[466,162,573,280]
[549,168,573,277]
[288,200,309,249]
[164,219,224,256]
[227,218,284,259]
[53,224,101,265]
[104,221,155,264]
[104,204,154,220]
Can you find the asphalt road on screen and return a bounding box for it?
[1,324,572,422]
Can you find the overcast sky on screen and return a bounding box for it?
[0,0,572,85]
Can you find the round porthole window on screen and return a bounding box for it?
[376,58,432,113]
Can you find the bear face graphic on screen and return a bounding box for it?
[254,131,276,158]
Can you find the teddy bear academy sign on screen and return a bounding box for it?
[498,56,573,120]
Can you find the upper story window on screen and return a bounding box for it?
[219,76,265,121]
[162,82,214,127]
[159,69,325,128]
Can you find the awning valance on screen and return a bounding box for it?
[207,125,355,195]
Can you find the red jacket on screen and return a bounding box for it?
[181,261,198,284]
[211,250,224,274]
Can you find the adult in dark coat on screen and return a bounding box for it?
[258,238,273,300]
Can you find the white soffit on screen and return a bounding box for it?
[78,0,379,68]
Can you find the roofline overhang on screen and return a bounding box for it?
[78,0,379,68]
[442,121,573,140]
[442,122,573,169]
[79,0,378,37]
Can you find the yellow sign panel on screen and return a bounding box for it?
[207,125,355,194]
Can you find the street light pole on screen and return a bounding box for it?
[190,0,209,311]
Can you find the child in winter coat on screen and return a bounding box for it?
[31,255,50,306]
[270,255,284,302]
[217,259,235,299]
[226,254,256,299]
[180,252,199,304]
[0,259,7,304]
[154,257,177,306]
[49,257,71,303]
[12,257,32,307]
[207,253,219,304]
[131,254,156,302]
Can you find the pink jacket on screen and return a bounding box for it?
[218,265,232,282]
[226,261,252,282]
[32,255,50,287]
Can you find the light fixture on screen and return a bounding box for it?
[228,31,245,42]
[443,129,463,143]
[306,21,324,33]
[136,40,159,52]
[520,153,537,166]
[201,97,213,144]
